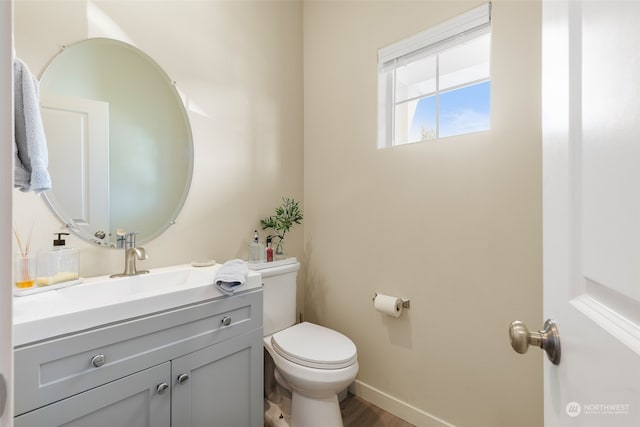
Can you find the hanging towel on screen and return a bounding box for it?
[214,259,249,295]
[14,57,52,194]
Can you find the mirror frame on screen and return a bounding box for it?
[39,38,194,246]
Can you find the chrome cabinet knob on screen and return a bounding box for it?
[177,373,189,384]
[156,382,169,394]
[509,319,561,365]
[90,354,106,368]
[221,316,232,326]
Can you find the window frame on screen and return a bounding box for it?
[378,3,492,148]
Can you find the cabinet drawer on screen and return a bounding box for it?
[14,289,262,415]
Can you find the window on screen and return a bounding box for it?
[378,3,491,147]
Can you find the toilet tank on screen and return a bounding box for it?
[254,260,300,336]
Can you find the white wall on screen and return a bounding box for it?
[13,0,304,278]
[303,1,542,426]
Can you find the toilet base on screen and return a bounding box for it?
[265,388,344,427]
[291,391,343,427]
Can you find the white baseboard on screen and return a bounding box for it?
[349,380,455,427]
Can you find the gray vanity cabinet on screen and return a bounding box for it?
[14,289,263,427]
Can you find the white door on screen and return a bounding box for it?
[540,1,640,426]
[40,93,110,241]
[1,2,13,426]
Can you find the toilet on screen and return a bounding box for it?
[256,259,358,427]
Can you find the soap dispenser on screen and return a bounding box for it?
[248,230,265,263]
[37,232,80,286]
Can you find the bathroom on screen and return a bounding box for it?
[3,0,561,425]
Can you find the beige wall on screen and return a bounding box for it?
[303,1,542,426]
[13,0,304,278]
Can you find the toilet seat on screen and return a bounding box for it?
[271,322,357,370]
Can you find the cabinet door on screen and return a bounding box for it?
[172,328,263,427]
[14,362,170,427]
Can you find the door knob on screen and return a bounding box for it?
[509,319,561,365]
[177,373,189,384]
[156,382,169,394]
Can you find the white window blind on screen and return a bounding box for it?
[378,3,491,73]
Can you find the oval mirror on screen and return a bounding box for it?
[39,38,193,246]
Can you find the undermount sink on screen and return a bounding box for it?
[63,266,209,302]
[13,263,262,347]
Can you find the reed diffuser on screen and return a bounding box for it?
[13,222,35,289]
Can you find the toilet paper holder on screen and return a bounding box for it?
[372,293,410,309]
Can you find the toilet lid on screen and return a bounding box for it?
[271,322,357,370]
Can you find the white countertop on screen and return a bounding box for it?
[13,263,262,347]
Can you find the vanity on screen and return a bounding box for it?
[12,265,264,427]
[11,33,265,426]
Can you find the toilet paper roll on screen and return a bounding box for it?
[374,293,403,318]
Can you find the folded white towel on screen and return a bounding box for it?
[14,57,52,194]
[215,259,248,295]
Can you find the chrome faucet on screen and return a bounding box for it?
[110,232,149,277]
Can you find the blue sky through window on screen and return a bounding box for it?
[409,81,490,142]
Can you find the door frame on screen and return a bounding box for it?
[1,0,14,425]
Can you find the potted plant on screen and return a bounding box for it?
[260,197,303,259]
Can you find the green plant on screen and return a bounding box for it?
[260,197,303,248]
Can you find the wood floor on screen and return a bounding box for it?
[264,392,414,427]
[341,393,415,427]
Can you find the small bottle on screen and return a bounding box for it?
[266,237,274,262]
[36,232,79,286]
[248,230,262,263]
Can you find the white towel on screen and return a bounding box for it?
[215,259,248,295]
[14,57,52,194]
